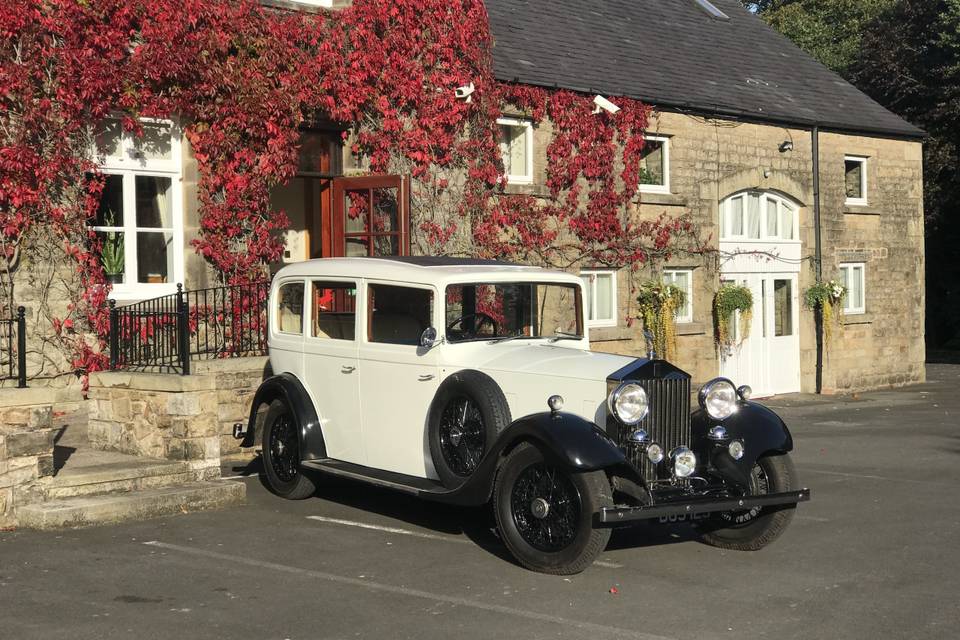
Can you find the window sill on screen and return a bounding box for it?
[502,183,551,197]
[842,314,870,325]
[843,206,881,216]
[676,321,707,336]
[588,325,632,342]
[108,284,179,303]
[844,199,869,208]
[637,192,686,207]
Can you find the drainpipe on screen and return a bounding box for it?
[812,126,824,394]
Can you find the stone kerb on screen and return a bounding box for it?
[0,388,56,528]
[87,357,269,476]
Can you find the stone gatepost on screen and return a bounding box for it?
[87,357,269,478]
[0,389,55,528]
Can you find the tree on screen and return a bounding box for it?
[853,0,960,349]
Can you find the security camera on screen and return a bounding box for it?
[455,82,476,103]
[592,95,621,115]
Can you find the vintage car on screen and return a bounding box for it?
[235,257,810,574]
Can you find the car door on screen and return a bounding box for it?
[302,278,363,464]
[358,281,440,478]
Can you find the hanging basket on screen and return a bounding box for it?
[636,281,686,361]
[713,283,753,351]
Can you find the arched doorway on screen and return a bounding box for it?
[718,190,802,396]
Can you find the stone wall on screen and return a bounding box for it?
[87,357,269,476]
[0,389,55,528]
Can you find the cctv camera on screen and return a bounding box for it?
[592,95,621,115]
[455,82,476,103]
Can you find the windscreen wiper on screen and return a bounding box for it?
[548,332,582,343]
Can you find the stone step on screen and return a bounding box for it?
[16,481,246,530]
[46,448,194,500]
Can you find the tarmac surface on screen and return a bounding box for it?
[2,364,959,640]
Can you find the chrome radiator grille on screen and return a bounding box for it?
[611,376,692,484]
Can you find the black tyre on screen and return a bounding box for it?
[493,443,612,575]
[261,399,316,500]
[697,453,797,550]
[428,370,511,487]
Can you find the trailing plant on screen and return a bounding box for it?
[713,283,753,350]
[804,279,846,345]
[636,281,686,361]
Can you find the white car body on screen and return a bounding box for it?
[268,257,634,479]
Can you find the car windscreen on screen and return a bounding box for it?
[444,282,582,343]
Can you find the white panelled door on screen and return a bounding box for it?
[719,273,800,397]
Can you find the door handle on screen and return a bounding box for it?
[341,365,356,374]
[418,374,435,381]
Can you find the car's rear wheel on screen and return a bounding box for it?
[262,399,316,500]
[494,443,612,575]
[428,370,511,487]
[697,453,797,550]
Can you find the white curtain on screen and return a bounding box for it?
[747,193,761,239]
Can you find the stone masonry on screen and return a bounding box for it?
[0,389,55,528]
[87,357,269,478]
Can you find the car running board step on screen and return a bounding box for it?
[302,459,447,496]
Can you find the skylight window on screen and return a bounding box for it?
[693,0,730,21]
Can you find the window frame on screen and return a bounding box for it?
[580,269,618,328]
[720,191,799,242]
[844,155,868,206]
[496,117,534,185]
[839,262,866,315]
[638,134,670,195]
[364,281,436,347]
[92,118,184,301]
[308,279,359,342]
[274,279,306,336]
[663,268,694,324]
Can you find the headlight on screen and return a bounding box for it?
[671,447,698,478]
[608,382,649,425]
[646,442,664,464]
[699,378,739,421]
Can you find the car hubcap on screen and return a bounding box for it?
[439,397,485,476]
[511,463,581,552]
[719,461,770,526]
[268,413,299,484]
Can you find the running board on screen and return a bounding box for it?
[301,459,447,497]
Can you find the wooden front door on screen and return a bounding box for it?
[332,175,409,257]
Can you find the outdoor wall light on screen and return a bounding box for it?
[779,140,794,153]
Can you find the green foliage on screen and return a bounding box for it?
[636,281,686,360]
[713,284,753,350]
[803,280,846,346]
[101,231,124,275]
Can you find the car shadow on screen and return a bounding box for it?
[229,454,698,565]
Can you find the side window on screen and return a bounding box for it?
[839,263,866,314]
[276,282,304,335]
[368,284,433,345]
[580,270,617,328]
[312,281,357,341]
[663,269,693,323]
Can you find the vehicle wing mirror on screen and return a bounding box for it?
[420,326,440,349]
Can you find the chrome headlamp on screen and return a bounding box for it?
[698,378,739,421]
[608,382,649,425]
[670,447,698,478]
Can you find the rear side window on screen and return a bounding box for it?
[368,284,433,345]
[312,281,357,341]
[276,282,304,335]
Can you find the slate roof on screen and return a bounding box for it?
[485,0,924,139]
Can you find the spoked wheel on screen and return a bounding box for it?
[261,400,316,500]
[438,396,486,477]
[494,444,612,575]
[697,453,797,550]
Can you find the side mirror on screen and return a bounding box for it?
[420,326,440,349]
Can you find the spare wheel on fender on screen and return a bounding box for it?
[427,370,511,487]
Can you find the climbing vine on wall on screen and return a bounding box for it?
[1,0,701,383]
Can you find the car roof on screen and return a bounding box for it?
[274,257,580,287]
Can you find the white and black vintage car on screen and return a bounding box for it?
[236,257,810,574]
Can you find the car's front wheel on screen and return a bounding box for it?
[493,443,612,575]
[697,452,797,550]
[261,399,316,500]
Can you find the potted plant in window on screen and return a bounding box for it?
[636,280,686,360]
[713,283,753,352]
[101,229,124,285]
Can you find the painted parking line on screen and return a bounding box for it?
[305,515,625,569]
[806,469,953,486]
[143,541,664,640]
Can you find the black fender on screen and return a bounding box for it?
[241,373,326,460]
[692,401,793,490]
[431,410,626,506]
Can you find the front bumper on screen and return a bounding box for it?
[598,488,811,525]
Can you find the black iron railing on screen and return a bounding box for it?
[109,282,269,375]
[1,306,27,388]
